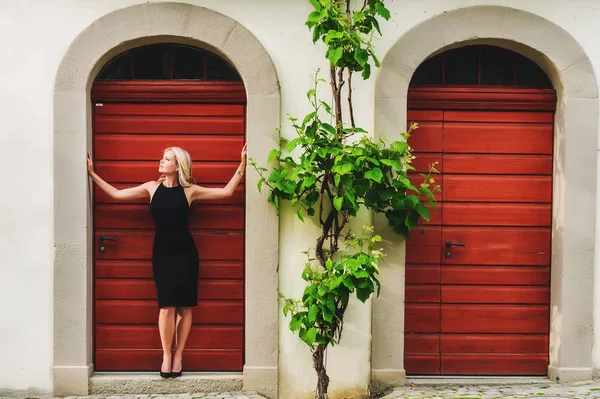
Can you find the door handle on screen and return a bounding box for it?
[99,235,117,253]
[99,235,117,242]
[445,240,465,248]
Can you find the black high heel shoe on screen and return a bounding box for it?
[160,370,172,378]
[171,360,183,378]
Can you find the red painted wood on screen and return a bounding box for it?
[96,279,244,300]
[95,103,245,117]
[407,122,442,153]
[95,349,242,371]
[442,266,550,286]
[407,226,441,246]
[408,87,557,111]
[443,154,552,175]
[407,110,443,122]
[405,334,439,353]
[441,286,549,304]
[405,98,553,376]
[95,260,244,280]
[95,300,243,324]
[441,305,549,333]
[441,354,548,375]
[405,285,441,303]
[443,123,553,154]
[442,203,551,227]
[406,265,440,284]
[96,185,244,205]
[95,230,244,260]
[440,334,548,354]
[405,304,440,333]
[92,81,246,103]
[442,227,551,265]
[94,161,239,184]
[443,175,552,203]
[95,115,244,135]
[444,110,553,123]
[93,81,247,372]
[95,204,244,230]
[404,354,439,375]
[411,153,443,174]
[405,249,441,265]
[96,325,243,349]
[95,135,244,161]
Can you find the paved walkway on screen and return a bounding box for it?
[6,380,600,399]
[380,380,600,399]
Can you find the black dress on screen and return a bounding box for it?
[150,183,199,308]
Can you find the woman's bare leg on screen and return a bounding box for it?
[158,307,177,372]
[173,307,193,372]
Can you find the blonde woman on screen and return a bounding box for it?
[87,145,247,378]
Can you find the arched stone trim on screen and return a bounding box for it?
[53,3,280,397]
[372,5,598,386]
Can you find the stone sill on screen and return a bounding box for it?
[90,373,243,395]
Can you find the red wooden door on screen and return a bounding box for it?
[92,81,246,371]
[404,88,554,375]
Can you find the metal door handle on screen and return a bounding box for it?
[99,235,117,242]
[445,240,465,248]
[99,235,117,253]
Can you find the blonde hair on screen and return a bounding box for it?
[158,147,196,187]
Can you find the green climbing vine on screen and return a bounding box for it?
[250,1,439,398]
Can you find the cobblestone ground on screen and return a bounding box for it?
[6,381,600,399]
[380,381,600,399]
[0,393,265,399]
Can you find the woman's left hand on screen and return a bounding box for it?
[241,143,247,165]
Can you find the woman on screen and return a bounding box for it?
[87,144,247,378]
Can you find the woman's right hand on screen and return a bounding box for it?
[87,152,94,175]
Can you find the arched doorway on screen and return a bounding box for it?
[91,44,246,371]
[404,45,555,375]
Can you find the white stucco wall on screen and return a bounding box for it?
[1,0,600,396]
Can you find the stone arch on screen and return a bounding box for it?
[53,3,279,396]
[372,5,598,386]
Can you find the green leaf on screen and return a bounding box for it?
[322,307,333,323]
[257,178,265,193]
[268,149,281,162]
[309,0,321,11]
[364,168,383,183]
[353,11,365,22]
[415,202,430,222]
[344,190,357,207]
[321,123,336,135]
[334,173,341,187]
[317,147,327,158]
[375,2,391,20]
[320,100,332,115]
[306,89,316,100]
[361,62,371,79]
[303,111,317,126]
[301,175,317,190]
[321,0,330,5]
[381,159,403,170]
[308,305,318,322]
[287,138,301,153]
[354,48,369,66]
[290,315,302,331]
[297,208,305,222]
[332,162,353,175]
[391,141,408,154]
[302,327,318,346]
[308,8,327,22]
[333,196,344,212]
[328,47,344,66]
[367,15,382,35]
